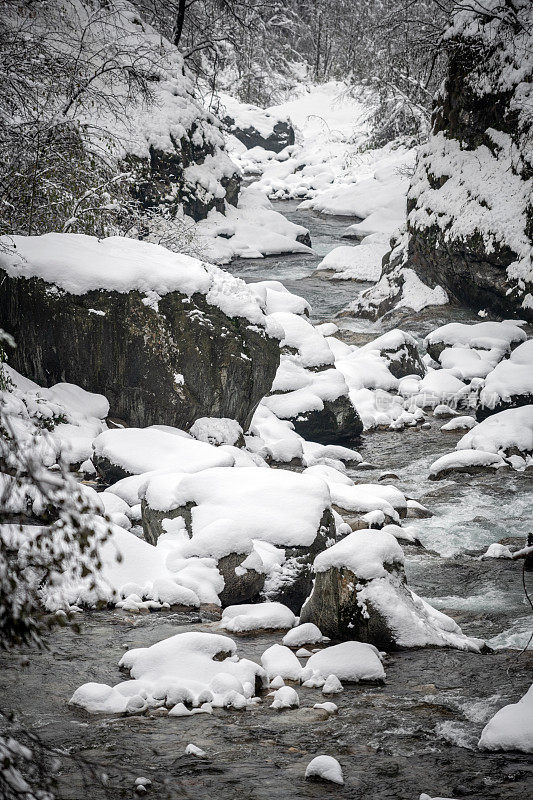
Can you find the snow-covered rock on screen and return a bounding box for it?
[220,603,296,633]
[70,631,266,714]
[0,234,281,432]
[270,685,299,710]
[261,644,302,681]
[93,427,234,483]
[478,684,533,753]
[305,755,344,785]
[141,466,336,610]
[282,623,325,648]
[307,641,384,682]
[301,530,483,651]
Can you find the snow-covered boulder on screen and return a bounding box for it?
[0,234,280,431]
[93,427,234,483]
[425,322,526,363]
[140,467,336,611]
[458,405,533,458]
[306,641,385,683]
[350,2,533,321]
[220,602,296,634]
[478,684,533,753]
[357,329,425,379]
[478,339,533,418]
[305,755,344,785]
[219,93,295,154]
[262,312,362,443]
[300,529,482,651]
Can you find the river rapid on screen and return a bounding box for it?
[1,202,532,800]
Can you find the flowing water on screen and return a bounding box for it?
[1,203,532,800]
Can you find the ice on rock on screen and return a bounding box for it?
[296,648,313,658]
[478,684,533,753]
[261,644,303,681]
[270,686,299,710]
[307,642,385,683]
[220,602,296,633]
[282,623,325,647]
[270,675,285,689]
[322,675,343,694]
[93,427,234,477]
[305,755,344,785]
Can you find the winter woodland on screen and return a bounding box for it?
[0,1,532,798]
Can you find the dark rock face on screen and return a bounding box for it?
[223,116,295,153]
[263,509,337,613]
[217,553,264,607]
[0,273,280,431]
[300,565,409,649]
[290,395,363,445]
[127,125,240,223]
[477,393,533,421]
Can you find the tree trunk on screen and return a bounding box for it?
[173,0,186,48]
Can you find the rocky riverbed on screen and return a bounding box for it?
[1,203,532,800]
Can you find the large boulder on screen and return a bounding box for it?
[0,234,280,431]
[261,313,363,445]
[351,2,533,321]
[219,95,295,153]
[140,466,336,612]
[300,529,482,651]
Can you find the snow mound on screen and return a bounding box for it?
[317,242,385,282]
[313,530,404,580]
[141,466,332,548]
[480,339,533,410]
[261,644,302,681]
[305,755,344,784]
[70,631,266,714]
[429,450,507,479]
[93,427,234,475]
[189,417,243,447]
[220,602,296,633]
[306,642,385,683]
[457,406,533,456]
[282,623,325,648]
[478,684,533,753]
[425,322,526,357]
[270,686,299,710]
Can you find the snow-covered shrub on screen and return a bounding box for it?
[0,333,110,648]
